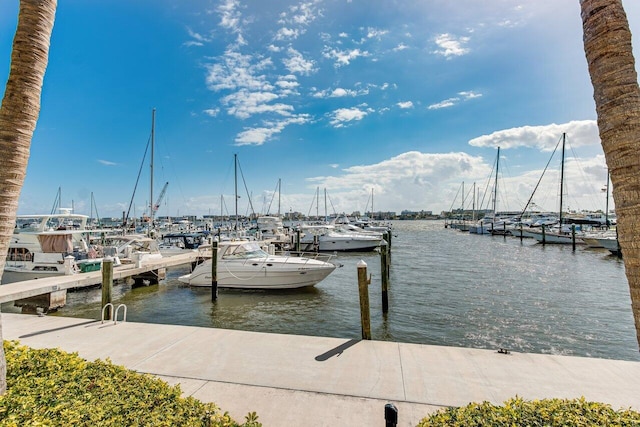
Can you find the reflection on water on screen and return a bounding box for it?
[4,220,637,361]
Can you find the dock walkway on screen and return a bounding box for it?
[0,251,200,304]
[3,313,639,426]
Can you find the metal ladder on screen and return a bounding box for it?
[101,303,128,324]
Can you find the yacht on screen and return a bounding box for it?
[178,240,337,289]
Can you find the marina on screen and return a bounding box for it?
[3,220,636,362]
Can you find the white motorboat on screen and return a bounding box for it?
[178,240,337,289]
[299,225,382,252]
[3,209,106,284]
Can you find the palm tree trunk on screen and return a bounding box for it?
[581,0,640,350]
[0,0,57,394]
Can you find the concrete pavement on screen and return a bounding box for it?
[3,313,640,426]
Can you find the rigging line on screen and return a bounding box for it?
[519,134,562,217]
[478,155,496,212]
[447,183,462,213]
[125,135,152,225]
[266,181,279,215]
[236,157,256,216]
[307,188,318,218]
[326,190,338,216]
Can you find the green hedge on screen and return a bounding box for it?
[0,341,261,426]
[418,396,640,426]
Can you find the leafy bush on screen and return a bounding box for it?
[0,341,261,426]
[418,396,640,426]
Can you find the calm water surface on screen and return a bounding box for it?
[11,220,637,361]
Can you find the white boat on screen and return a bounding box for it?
[178,240,337,289]
[3,209,106,284]
[299,225,382,252]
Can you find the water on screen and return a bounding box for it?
[6,220,638,361]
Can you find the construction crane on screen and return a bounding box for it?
[153,181,169,212]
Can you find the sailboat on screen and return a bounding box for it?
[520,133,585,244]
[470,147,507,234]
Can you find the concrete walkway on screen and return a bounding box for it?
[3,313,640,426]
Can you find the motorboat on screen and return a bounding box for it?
[158,231,210,255]
[178,240,337,289]
[3,209,106,284]
[298,224,382,252]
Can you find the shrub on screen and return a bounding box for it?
[417,396,640,426]
[0,341,261,427]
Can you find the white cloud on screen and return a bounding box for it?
[468,120,600,151]
[428,98,459,110]
[367,27,389,39]
[397,101,414,109]
[203,108,220,117]
[222,90,293,119]
[218,0,242,33]
[323,47,369,67]
[235,115,311,146]
[393,43,409,52]
[459,90,482,99]
[205,50,274,92]
[275,27,301,40]
[329,107,370,127]
[283,47,316,75]
[433,33,470,58]
[98,159,118,166]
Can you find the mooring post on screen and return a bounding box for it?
[384,403,398,427]
[571,224,576,251]
[101,257,114,320]
[519,224,523,242]
[387,229,392,249]
[380,239,389,314]
[541,224,546,245]
[211,241,218,301]
[296,228,301,252]
[357,260,371,340]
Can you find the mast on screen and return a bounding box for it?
[559,133,566,228]
[234,153,238,232]
[605,169,610,229]
[492,147,500,225]
[472,182,476,221]
[277,178,281,217]
[324,188,327,222]
[149,108,155,236]
[371,188,374,219]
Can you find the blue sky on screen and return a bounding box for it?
[1,0,639,219]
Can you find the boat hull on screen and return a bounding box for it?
[178,257,336,289]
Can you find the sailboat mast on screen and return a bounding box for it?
[234,153,238,232]
[371,188,374,219]
[149,108,155,236]
[605,169,610,229]
[493,147,500,224]
[559,133,566,228]
[472,182,476,221]
[277,178,281,217]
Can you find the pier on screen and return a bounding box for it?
[3,313,639,426]
[0,251,202,311]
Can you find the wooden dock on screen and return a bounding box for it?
[0,252,202,310]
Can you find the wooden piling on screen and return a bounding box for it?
[571,224,576,251]
[381,240,389,314]
[541,224,546,245]
[296,228,301,252]
[211,241,218,301]
[357,260,371,340]
[101,257,114,320]
[519,224,524,242]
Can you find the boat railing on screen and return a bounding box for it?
[276,250,335,264]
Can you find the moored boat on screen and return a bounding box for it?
[178,240,337,289]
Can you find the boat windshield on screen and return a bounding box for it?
[223,242,269,259]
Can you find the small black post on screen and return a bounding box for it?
[380,239,389,314]
[541,224,546,245]
[571,224,576,251]
[296,228,301,252]
[384,403,398,427]
[211,241,218,301]
[519,224,523,242]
